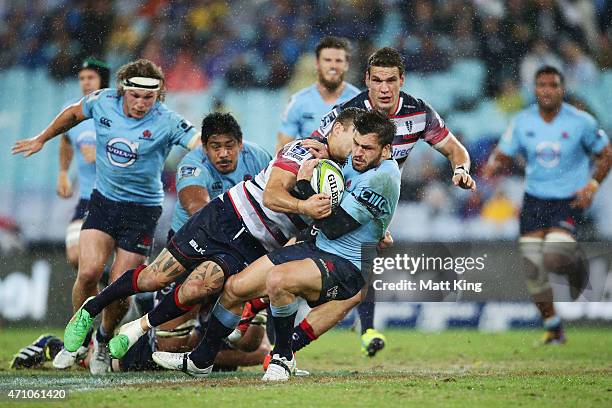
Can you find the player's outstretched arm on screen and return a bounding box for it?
[12,102,87,157]
[57,135,74,198]
[434,133,476,191]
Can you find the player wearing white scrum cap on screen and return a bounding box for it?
[13,58,200,375]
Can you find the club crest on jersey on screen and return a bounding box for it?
[139,129,153,140]
[106,137,138,168]
[356,188,388,217]
[392,113,425,135]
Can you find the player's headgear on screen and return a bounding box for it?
[116,59,166,101]
[80,57,111,88]
[121,77,162,91]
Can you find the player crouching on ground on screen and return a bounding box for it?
[11,294,270,372]
[152,110,401,381]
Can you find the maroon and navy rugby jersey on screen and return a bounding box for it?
[313,90,450,167]
[226,140,314,251]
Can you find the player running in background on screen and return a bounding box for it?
[61,108,360,362]
[168,112,271,241]
[275,36,359,151]
[299,46,476,357]
[152,109,400,380]
[58,58,110,269]
[12,59,200,374]
[483,66,611,344]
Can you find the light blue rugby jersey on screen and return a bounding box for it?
[80,88,197,205]
[64,99,96,199]
[498,102,609,199]
[316,157,401,273]
[170,141,271,232]
[279,82,360,140]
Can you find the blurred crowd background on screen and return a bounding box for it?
[1,0,612,247]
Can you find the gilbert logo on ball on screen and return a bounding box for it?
[311,159,345,208]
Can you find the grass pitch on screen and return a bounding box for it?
[0,327,610,407]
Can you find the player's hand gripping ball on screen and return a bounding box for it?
[309,159,345,208]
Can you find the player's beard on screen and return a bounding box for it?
[353,152,382,173]
[319,71,344,93]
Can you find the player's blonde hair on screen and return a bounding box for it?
[116,59,166,101]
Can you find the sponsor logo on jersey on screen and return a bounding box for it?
[100,117,112,128]
[535,141,561,168]
[356,188,388,217]
[106,137,138,167]
[211,181,223,191]
[391,143,416,159]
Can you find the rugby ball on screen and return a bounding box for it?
[310,159,345,208]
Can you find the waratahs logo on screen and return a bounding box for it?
[106,137,138,167]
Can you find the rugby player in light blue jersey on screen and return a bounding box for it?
[12,59,200,374]
[151,110,400,380]
[169,112,270,241]
[484,66,612,345]
[58,58,110,270]
[275,36,359,151]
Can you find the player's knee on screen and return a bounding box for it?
[542,253,568,271]
[542,232,576,272]
[265,267,287,298]
[76,265,102,286]
[223,276,240,303]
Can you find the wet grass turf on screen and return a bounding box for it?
[0,327,610,407]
